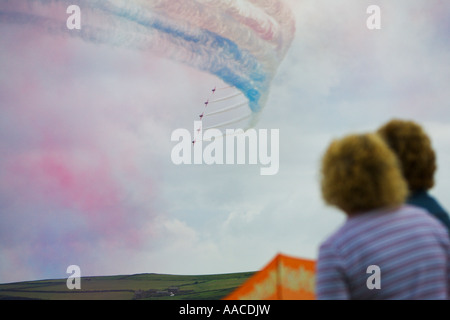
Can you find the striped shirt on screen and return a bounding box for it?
[316,205,450,300]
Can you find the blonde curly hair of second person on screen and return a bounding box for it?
[377,119,436,192]
[320,133,408,215]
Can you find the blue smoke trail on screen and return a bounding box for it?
[0,0,268,112]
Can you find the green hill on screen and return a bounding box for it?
[0,272,254,300]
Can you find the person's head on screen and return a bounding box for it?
[377,119,436,192]
[320,133,408,216]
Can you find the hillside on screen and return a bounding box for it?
[0,272,254,300]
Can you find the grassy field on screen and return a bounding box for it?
[0,272,255,300]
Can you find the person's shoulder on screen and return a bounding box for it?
[318,217,367,251]
[408,191,448,214]
[321,206,439,243]
[400,204,449,236]
[396,204,432,217]
[397,204,439,222]
[319,226,346,252]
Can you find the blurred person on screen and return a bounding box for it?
[316,133,450,300]
[377,119,450,232]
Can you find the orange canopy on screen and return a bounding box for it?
[224,253,316,300]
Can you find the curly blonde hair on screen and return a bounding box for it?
[320,133,408,215]
[377,119,436,191]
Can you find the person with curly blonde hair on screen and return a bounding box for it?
[316,133,450,300]
[377,119,450,232]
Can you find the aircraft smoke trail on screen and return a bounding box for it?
[0,0,295,118]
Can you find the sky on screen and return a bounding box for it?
[0,0,449,284]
